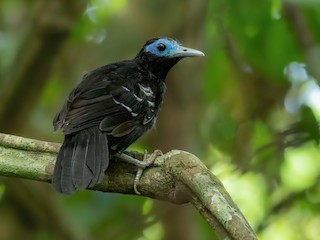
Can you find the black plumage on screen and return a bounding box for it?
[53,37,204,194]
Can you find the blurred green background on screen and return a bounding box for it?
[0,0,320,239]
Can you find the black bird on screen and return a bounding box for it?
[53,37,204,194]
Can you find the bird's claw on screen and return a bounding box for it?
[134,149,163,195]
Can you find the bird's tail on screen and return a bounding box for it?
[52,127,109,194]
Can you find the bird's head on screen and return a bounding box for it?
[135,37,204,79]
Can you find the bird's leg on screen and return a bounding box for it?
[133,150,162,195]
[115,152,147,168]
[116,150,163,195]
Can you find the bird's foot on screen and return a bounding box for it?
[134,150,163,195]
[115,150,163,195]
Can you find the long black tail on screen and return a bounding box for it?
[52,127,109,194]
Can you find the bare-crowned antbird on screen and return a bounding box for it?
[53,37,204,194]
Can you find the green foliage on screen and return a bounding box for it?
[0,184,5,200]
[138,222,164,240]
[282,144,320,191]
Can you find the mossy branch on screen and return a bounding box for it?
[0,133,257,240]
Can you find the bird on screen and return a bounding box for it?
[52,37,204,194]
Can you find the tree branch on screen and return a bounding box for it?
[0,133,257,240]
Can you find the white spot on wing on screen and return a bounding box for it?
[147,100,155,107]
[113,98,133,113]
[133,93,143,102]
[138,84,153,97]
[122,86,130,92]
[143,116,152,125]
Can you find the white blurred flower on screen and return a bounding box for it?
[284,62,320,119]
[284,62,309,85]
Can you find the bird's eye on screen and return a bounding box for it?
[157,43,166,52]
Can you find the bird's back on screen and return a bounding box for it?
[54,60,165,151]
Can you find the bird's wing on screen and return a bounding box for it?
[98,81,156,135]
[53,63,157,137]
